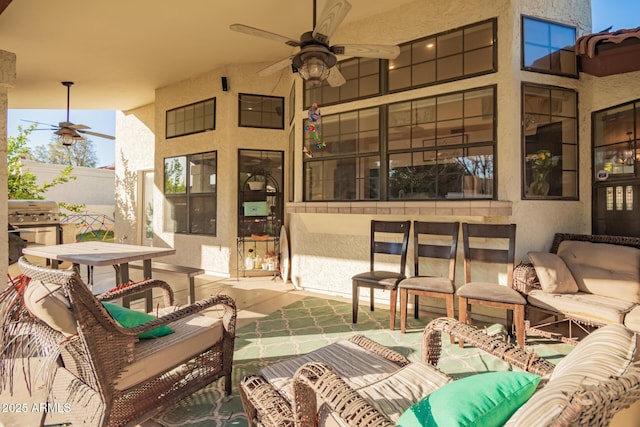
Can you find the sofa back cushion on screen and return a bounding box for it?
[23,279,77,336]
[557,241,640,303]
[506,323,638,426]
[527,252,579,294]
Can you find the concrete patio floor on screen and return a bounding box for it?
[1,261,324,427]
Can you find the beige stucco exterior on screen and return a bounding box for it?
[1,49,16,282]
[109,0,639,319]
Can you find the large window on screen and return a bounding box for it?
[593,101,639,178]
[303,19,497,108]
[522,16,577,77]
[166,98,216,138]
[239,93,284,129]
[388,87,495,199]
[304,57,381,108]
[303,108,380,200]
[389,19,496,92]
[164,151,217,235]
[303,86,496,201]
[522,84,577,199]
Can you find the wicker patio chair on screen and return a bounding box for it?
[2,256,236,427]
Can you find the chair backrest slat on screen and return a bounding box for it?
[462,223,516,283]
[370,220,411,273]
[413,221,459,280]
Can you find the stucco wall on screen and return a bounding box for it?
[114,105,155,244]
[152,66,293,275]
[1,50,16,283]
[21,160,115,216]
[286,0,592,302]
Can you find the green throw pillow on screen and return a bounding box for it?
[397,371,540,427]
[101,302,174,339]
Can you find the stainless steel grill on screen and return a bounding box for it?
[8,200,60,226]
[8,200,62,264]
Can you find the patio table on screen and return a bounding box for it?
[22,241,176,311]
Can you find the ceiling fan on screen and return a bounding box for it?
[230,0,400,88]
[25,81,115,146]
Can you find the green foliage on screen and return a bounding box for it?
[164,157,186,193]
[7,124,77,199]
[31,136,98,167]
[58,202,87,218]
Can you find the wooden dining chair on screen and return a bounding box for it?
[398,221,459,338]
[352,220,411,330]
[457,223,527,348]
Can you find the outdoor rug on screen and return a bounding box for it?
[153,296,574,426]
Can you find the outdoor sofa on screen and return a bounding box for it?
[512,233,640,341]
[240,317,640,426]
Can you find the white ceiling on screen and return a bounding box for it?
[0,0,416,111]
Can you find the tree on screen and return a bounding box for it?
[31,136,98,167]
[7,124,76,199]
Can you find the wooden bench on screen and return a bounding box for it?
[129,261,205,304]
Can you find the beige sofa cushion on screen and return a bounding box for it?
[528,252,579,294]
[506,323,638,426]
[623,305,640,333]
[557,241,640,303]
[527,289,635,325]
[23,279,78,337]
[114,307,223,390]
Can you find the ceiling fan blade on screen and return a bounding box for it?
[230,24,300,47]
[69,123,91,130]
[257,56,294,76]
[312,0,352,44]
[331,44,400,59]
[77,130,116,140]
[326,67,346,87]
[21,119,59,128]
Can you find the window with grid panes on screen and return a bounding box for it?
[522,84,578,199]
[388,86,496,200]
[164,151,217,235]
[239,93,285,129]
[388,19,496,92]
[522,16,577,77]
[166,98,215,138]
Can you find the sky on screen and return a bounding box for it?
[5,0,640,168]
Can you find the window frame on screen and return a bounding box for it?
[521,15,578,78]
[165,98,216,139]
[163,151,218,236]
[302,85,497,202]
[521,82,578,200]
[238,93,285,130]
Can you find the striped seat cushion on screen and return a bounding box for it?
[259,340,404,401]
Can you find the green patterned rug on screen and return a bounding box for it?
[153,296,573,426]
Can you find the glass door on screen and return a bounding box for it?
[141,170,154,246]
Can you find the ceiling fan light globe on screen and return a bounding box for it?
[299,56,330,81]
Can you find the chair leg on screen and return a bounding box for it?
[389,289,398,330]
[369,287,375,311]
[352,281,359,324]
[445,294,455,344]
[400,289,408,334]
[458,296,469,348]
[414,294,419,319]
[514,304,525,348]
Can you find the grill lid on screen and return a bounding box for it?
[8,200,60,225]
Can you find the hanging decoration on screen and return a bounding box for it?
[303,102,325,159]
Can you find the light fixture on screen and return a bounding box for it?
[293,47,336,88]
[55,127,85,146]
